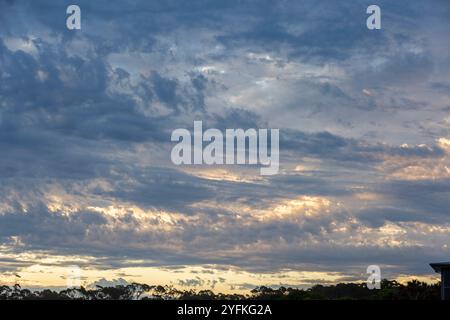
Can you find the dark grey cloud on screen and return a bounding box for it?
[357,179,450,226]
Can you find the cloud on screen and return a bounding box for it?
[91,278,129,288]
[1,0,450,288]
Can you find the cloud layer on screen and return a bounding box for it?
[1,0,450,290]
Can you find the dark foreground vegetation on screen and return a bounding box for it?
[0,279,440,300]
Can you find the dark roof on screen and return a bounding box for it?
[430,262,450,273]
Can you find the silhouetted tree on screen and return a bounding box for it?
[0,279,441,300]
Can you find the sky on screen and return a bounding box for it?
[0,0,450,293]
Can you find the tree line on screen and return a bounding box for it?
[0,279,440,300]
